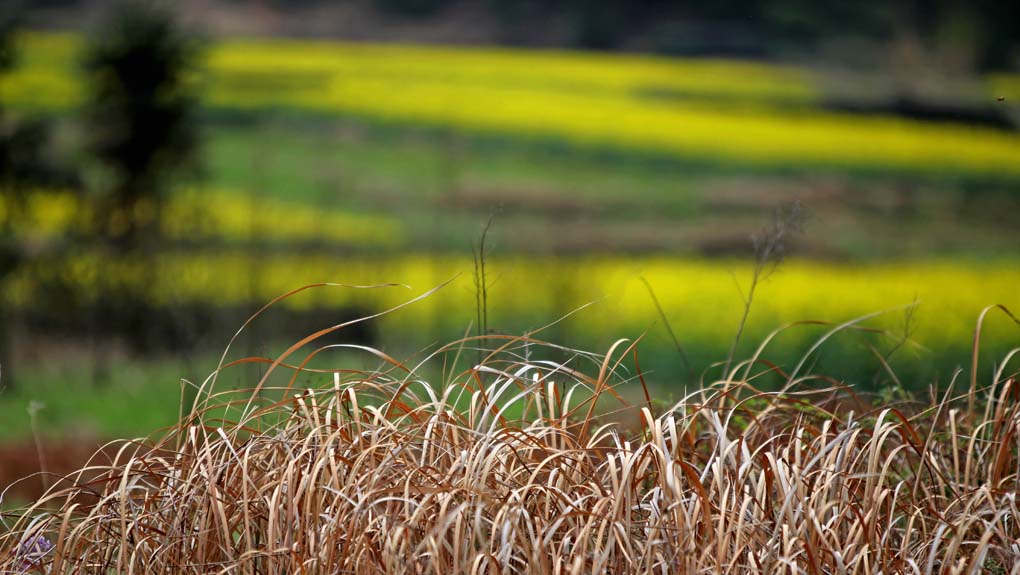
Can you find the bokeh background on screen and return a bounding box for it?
[1,0,1018,501]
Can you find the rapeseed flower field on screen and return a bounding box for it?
[0,189,404,248]
[6,32,1020,175]
[8,249,1017,362]
[7,190,1016,360]
[2,27,1017,443]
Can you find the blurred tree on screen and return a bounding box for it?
[1,7,23,280]
[80,0,202,380]
[82,0,201,251]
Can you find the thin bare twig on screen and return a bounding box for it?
[473,211,497,364]
[639,276,693,380]
[724,200,805,378]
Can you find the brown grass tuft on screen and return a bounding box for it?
[2,304,1019,574]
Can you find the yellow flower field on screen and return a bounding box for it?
[0,188,404,248]
[7,32,1020,175]
[8,251,1018,356]
[8,190,1016,356]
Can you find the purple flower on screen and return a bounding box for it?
[16,534,53,572]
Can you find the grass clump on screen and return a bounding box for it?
[2,306,1020,574]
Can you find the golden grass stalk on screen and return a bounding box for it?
[2,303,1019,574]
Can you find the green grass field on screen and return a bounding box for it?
[196,116,1020,258]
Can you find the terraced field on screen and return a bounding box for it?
[2,30,1018,442]
[6,32,1020,174]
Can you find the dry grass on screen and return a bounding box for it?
[2,302,1019,574]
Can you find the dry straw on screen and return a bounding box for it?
[2,289,1019,574]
